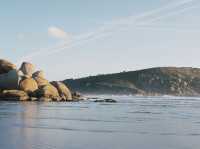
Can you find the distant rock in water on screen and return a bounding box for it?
[63,67,200,96]
[93,98,117,103]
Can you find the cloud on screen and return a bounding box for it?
[48,26,69,39]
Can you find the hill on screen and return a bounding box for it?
[63,67,200,96]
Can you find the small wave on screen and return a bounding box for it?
[127,111,162,115]
[21,116,133,123]
[187,133,200,136]
[13,124,120,134]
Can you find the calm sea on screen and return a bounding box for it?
[0,95,200,149]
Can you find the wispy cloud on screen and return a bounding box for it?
[48,26,70,40]
[17,0,198,64]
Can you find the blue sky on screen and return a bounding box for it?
[1,0,200,80]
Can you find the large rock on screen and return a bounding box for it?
[19,78,38,93]
[33,71,45,78]
[0,90,29,101]
[51,81,72,101]
[0,59,16,74]
[35,84,60,101]
[33,70,49,87]
[0,70,19,90]
[34,77,49,87]
[19,62,35,77]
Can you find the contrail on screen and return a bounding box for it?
[17,0,197,64]
[120,4,199,30]
[141,4,199,23]
[107,0,196,26]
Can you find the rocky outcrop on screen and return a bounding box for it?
[0,59,81,102]
[19,78,38,93]
[51,81,72,101]
[0,90,29,101]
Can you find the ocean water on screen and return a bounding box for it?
[0,96,200,149]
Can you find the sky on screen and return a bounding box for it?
[1,0,200,80]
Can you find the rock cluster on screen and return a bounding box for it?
[0,59,82,102]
